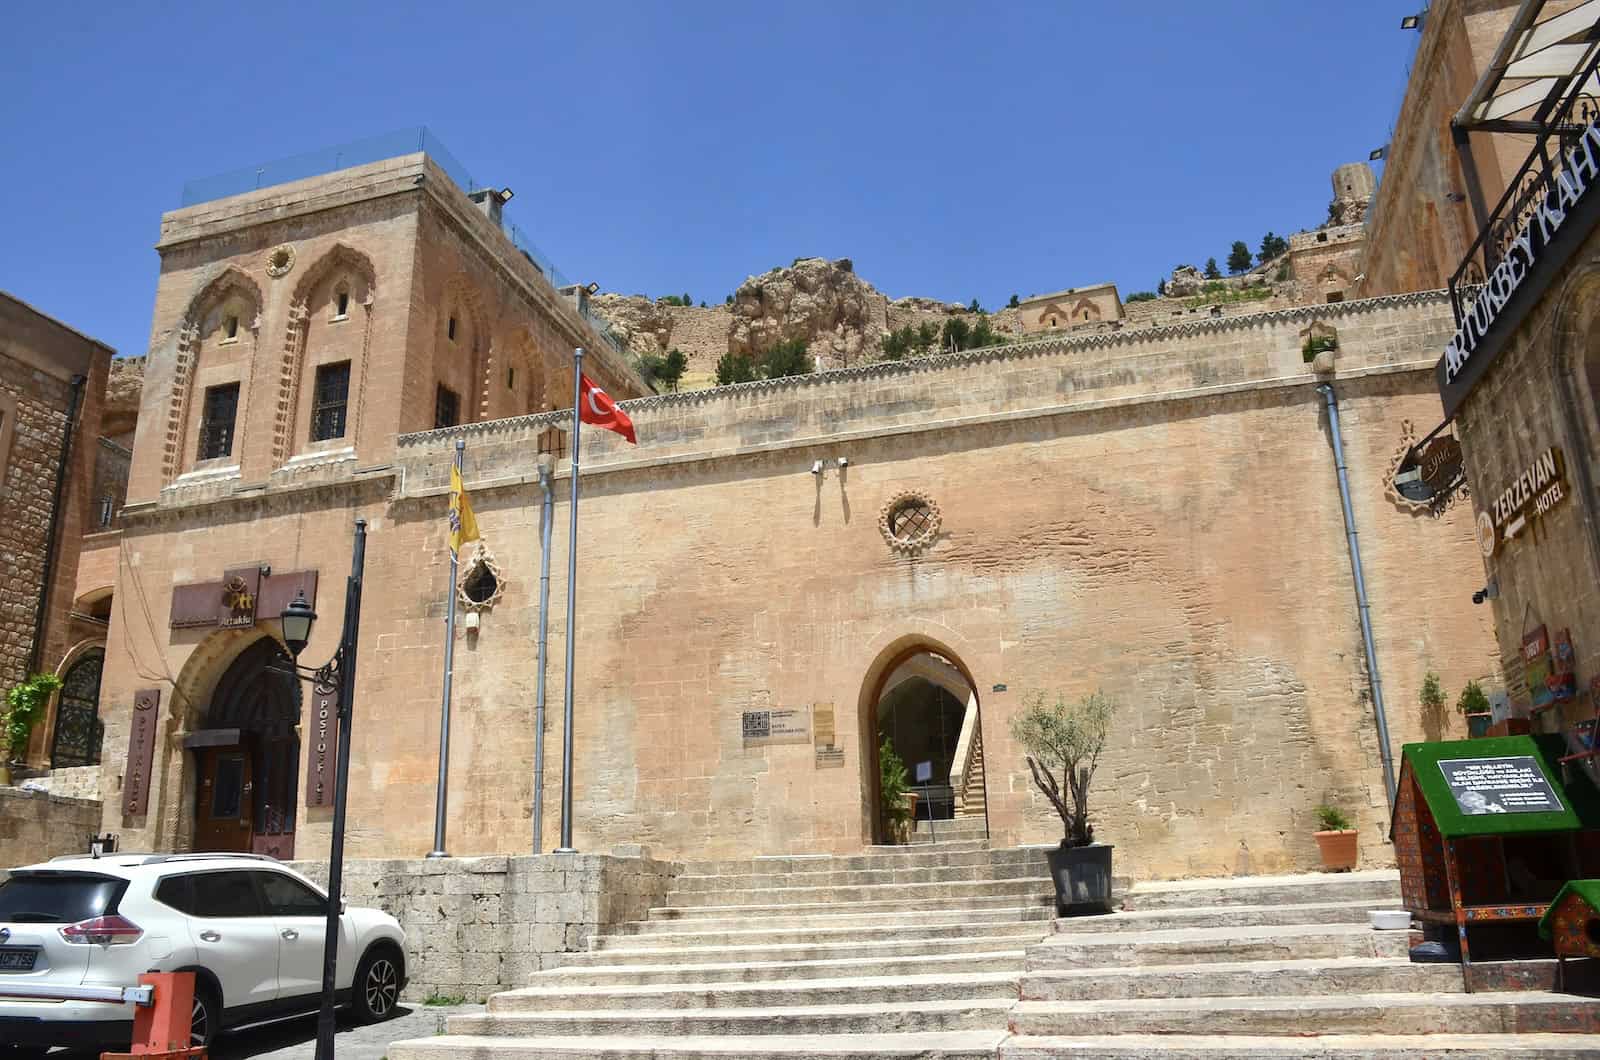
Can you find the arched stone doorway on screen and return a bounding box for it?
[859,643,988,845]
[187,637,302,858]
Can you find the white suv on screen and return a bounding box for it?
[0,852,406,1054]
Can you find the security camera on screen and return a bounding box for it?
[836,457,849,469]
[1472,580,1499,605]
[810,460,824,475]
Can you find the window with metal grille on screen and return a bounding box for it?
[311,361,351,442]
[198,383,239,461]
[889,499,934,541]
[435,384,460,429]
[51,649,104,769]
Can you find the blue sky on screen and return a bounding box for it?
[0,2,1420,360]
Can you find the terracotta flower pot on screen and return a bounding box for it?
[1314,829,1359,872]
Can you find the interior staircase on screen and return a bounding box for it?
[389,860,1600,1059]
[955,725,988,819]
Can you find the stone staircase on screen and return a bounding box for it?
[389,860,1600,1058]
[390,838,1051,1058]
[955,724,988,819]
[1003,869,1600,1058]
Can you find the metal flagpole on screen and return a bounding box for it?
[556,348,583,853]
[533,457,554,853]
[429,438,466,857]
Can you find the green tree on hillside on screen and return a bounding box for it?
[1227,242,1253,275]
[1204,257,1222,280]
[1007,293,1020,308]
[1257,233,1289,265]
[715,352,757,386]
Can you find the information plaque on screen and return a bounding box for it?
[1438,755,1561,815]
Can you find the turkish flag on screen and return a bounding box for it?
[578,373,637,444]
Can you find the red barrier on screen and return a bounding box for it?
[100,972,205,1060]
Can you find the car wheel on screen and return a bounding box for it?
[352,946,401,1023]
[190,982,221,1049]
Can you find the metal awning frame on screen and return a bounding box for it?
[1456,0,1600,135]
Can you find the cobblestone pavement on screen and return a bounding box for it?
[44,1004,486,1060]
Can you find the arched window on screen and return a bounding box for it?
[51,649,104,768]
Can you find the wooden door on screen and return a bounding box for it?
[195,747,254,852]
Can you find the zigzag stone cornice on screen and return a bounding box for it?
[397,287,1452,448]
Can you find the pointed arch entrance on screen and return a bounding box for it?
[188,637,302,857]
[858,640,988,846]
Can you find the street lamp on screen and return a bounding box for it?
[281,592,316,659]
[279,519,367,1060]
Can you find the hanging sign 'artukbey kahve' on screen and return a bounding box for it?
[1477,447,1568,557]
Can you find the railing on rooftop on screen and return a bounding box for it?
[178,126,628,357]
[1448,47,1600,327]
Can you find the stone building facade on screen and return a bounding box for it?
[88,137,1507,879]
[0,291,119,780]
[1015,283,1123,332]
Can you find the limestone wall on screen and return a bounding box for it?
[94,288,1502,880]
[289,853,678,1001]
[0,787,101,867]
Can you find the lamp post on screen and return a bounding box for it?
[280,518,367,1060]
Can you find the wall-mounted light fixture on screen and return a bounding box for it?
[810,460,824,476]
[1370,146,1389,161]
[1400,13,1424,30]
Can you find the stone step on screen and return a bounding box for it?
[389,1030,1008,1059]
[916,817,986,835]
[1018,957,1464,1001]
[1124,869,1400,911]
[1007,991,1588,1037]
[490,970,1022,1011]
[649,891,1053,921]
[863,840,989,854]
[620,903,1052,937]
[448,997,1016,1037]
[534,948,1025,986]
[593,916,1047,951]
[1049,900,1384,934]
[560,930,1036,967]
[680,845,1023,876]
[1000,1033,1600,1058]
[667,859,1045,891]
[662,875,1052,908]
[1024,924,1408,969]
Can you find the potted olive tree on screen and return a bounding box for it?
[1458,680,1492,739]
[1011,689,1115,915]
[1,673,62,785]
[1313,803,1358,871]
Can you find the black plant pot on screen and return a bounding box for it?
[1045,842,1113,916]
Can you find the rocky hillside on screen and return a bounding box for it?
[595,258,1016,389]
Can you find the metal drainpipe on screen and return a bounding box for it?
[1318,383,1398,807]
[29,374,86,675]
[533,461,555,852]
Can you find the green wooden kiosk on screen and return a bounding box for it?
[1391,735,1600,981]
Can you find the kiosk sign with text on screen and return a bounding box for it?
[1438,756,1561,815]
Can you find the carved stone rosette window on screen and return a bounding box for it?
[459,544,506,611]
[879,490,942,554]
[266,245,296,278]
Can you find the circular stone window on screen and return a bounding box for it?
[879,491,942,554]
[458,548,506,610]
[266,245,296,278]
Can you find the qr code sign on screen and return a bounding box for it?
[742,711,771,739]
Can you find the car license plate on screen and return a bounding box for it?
[0,947,38,971]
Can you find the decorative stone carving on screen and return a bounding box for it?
[878,490,942,554]
[266,245,296,278]
[459,543,506,611]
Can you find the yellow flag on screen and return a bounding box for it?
[448,465,479,555]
